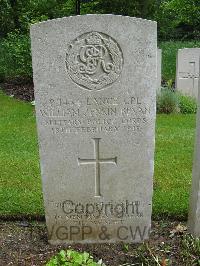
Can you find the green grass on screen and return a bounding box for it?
[153,113,195,219]
[0,91,196,219]
[159,40,200,82]
[0,90,43,217]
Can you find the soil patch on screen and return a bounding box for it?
[1,78,34,102]
[0,220,193,266]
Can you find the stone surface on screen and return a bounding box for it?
[176,48,200,99]
[31,15,157,244]
[157,48,162,90]
[188,62,200,236]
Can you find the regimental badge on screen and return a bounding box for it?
[66,32,123,91]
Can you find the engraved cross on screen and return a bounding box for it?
[189,61,197,90]
[78,138,117,197]
[179,61,199,90]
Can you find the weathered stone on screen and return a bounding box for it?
[188,62,200,236]
[30,15,157,244]
[176,48,200,99]
[157,48,162,90]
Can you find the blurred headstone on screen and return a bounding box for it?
[176,48,200,99]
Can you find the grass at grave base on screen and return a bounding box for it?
[159,40,200,82]
[153,113,195,219]
[0,90,44,217]
[0,90,196,219]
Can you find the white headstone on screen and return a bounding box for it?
[188,59,200,236]
[176,48,200,99]
[157,48,162,90]
[31,15,157,244]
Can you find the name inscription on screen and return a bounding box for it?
[39,95,152,135]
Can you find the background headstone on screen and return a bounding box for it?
[157,48,162,90]
[31,15,157,244]
[188,59,200,236]
[176,48,200,99]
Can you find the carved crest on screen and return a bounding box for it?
[66,32,123,91]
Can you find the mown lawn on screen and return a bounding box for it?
[0,90,42,217]
[154,113,195,219]
[0,90,196,219]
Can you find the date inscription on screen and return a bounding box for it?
[39,96,152,134]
